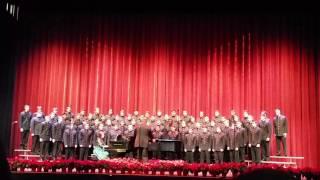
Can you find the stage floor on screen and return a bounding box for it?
[11,172,232,180]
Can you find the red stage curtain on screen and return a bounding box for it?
[10,15,320,167]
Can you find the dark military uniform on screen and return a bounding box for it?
[49,114,59,125]
[227,128,241,162]
[30,116,45,153]
[19,111,32,149]
[118,125,126,138]
[242,120,251,159]
[273,115,288,156]
[249,126,262,163]
[78,128,94,160]
[52,122,65,159]
[178,126,188,159]
[63,124,78,159]
[134,125,152,160]
[212,131,227,163]
[208,124,216,134]
[33,111,45,118]
[198,132,212,163]
[183,133,196,163]
[259,119,272,160]
[237,127,247,162]
[123,128,135,157]
[39,121,52,160]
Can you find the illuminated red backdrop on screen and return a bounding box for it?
[10,15,320,167]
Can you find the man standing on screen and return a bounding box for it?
[212,127,227,163]
[63,119,78,159]
[19,105,32,149]
[227,123,240,162]
[134,120,152,161]
[30,112,45,153]
[198,127,212,163]
[78,123,94,160]
[52,116,65,160]
[236,121,246,162]
[39,116,52,160]
[273,108,288,156]
[123,124,135,158]
[183,128,196,163]
[249,120,262,163]
[259,111,272,160]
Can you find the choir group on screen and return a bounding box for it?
[19,105,288,163]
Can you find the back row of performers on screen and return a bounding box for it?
[19,105,288,163]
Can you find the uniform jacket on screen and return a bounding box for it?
[20,111,32,130]
[31,116,45,135]
[52,122,65,141]
[39,121,52,141]
[134,126,152,148]
[273,115,288,136]
[259,119,272,140]
[63,124,78,147]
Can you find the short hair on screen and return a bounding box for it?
[261,111,267,116]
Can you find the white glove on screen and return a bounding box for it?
[266,138,270,141]
[283,133,287,137]
[235,147,239,151]
[208,148,211,151]
[248,144,251,147]
[199,148,201,152]
[89,145,92,148]
[256,144,260,148]
[220,149,223,152]
[39,138,43,142]
[227,147,230,150]
[192,149,195,152]
[152,139,156,143]
[65,145,68,148]
[52,139,55,143]
[212,149,215,152]
[31,133,34,136]
[50,138,52,141]
[80,144,83,147]
[184,149,187,152]
[75,145,77,148]
[20,128,24,132]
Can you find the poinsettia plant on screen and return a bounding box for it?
[6,158,320,179]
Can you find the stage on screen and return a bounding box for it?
[1,3,320,180]
[10,172,232,180]
[6,157,319,180]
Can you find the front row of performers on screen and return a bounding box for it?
[19,105,288,163]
